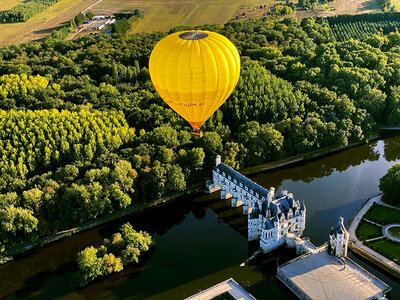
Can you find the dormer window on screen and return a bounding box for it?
[256,193,259,198]
[250,190,254,195]
[245,186,248,191]
[217,169,220,173]
[222,172,226,176]
[240,183,243,188]
[228,175,231,180]
[234,179,237,184]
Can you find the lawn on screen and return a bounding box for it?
[364,203,400,226]
[388,226,400,239]
[355,220,383,241]
[366,238,400,264]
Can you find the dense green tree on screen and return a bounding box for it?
[77,246,105,286]
[77,222,152,286]
[379,163,400,206]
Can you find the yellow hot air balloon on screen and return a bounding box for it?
[149,30,240,136]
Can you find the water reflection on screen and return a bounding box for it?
[251,140,380,189]
[383,132,400,162]
[1,134,400,300]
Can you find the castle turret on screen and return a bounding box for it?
[328,217,349,257]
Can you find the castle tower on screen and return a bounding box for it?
[328,217,349,257]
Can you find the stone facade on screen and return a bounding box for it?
[206,155,306,253]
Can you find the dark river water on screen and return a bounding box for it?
[1,133,400,300]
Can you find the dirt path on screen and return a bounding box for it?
[16,0,102,44]
[295,0,381,21]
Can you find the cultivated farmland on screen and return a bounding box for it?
[295,0,381,20]
[328,13,400,41]
[0,0,385,46]
[0,0,101,46]
[90,0,276,33]
[0,0,26,13]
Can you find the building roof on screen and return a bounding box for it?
[261,200,268,216]
[269,202,278,215]
[215,163,269,199]
[214,161,303,224]
[249,206,259,219]
[330,217,347,236]
[276,197,290,214]
[287,196,295,208]
[185,278,256,300]
[264,219,275,230]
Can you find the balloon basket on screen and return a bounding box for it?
[191,128,203,137]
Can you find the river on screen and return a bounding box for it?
[1,133,400,300]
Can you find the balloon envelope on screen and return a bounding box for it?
[149,30,240,129]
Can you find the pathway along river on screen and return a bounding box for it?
[1,133,400,299]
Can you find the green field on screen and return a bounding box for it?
[367,238,400,263]
[356,221,383,241]
[388,226,400,238]
[364,203,400,225]
[91,0,279,33]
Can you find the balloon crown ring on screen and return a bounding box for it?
[179,31,208,40]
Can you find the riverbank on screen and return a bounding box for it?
[347,194,400,278]
[0,134,383,264]
[1,182,205,263]
[379,125,400,131]
[241,136,378,175]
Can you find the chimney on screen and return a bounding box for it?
[216,155,221,166]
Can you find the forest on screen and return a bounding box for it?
[1,14,400,255]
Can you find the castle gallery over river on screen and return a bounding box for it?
[204,155,392,300]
